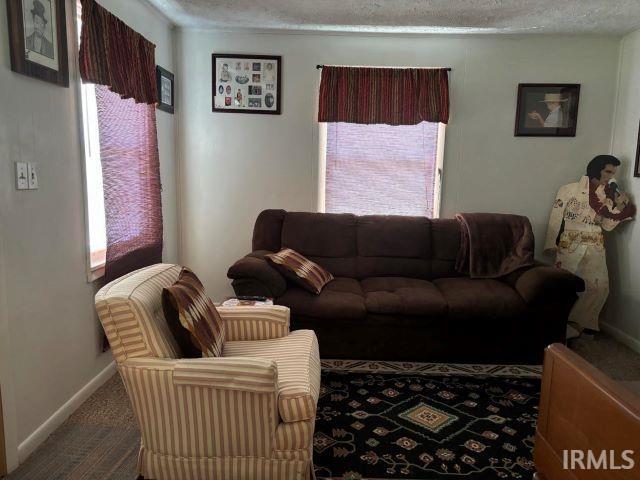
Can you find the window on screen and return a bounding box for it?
[78,1,106,278]
[77,1,163,282]
[320,121,445,218]
[80,81,107,277]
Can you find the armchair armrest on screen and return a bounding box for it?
[511,265,585,304]
[227,251,287,297]
[218,305,290,341]
[119,357,280,459]
[173,357,278,392]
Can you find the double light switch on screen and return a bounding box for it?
[15,162,38,190]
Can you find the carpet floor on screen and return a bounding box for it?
[6,332,639,480]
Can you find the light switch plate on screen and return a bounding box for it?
[15,162,28,190]
[27,162,38,189]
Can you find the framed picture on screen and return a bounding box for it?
[6,0,69,87]
[514,84,580,137]
[635,120,640,178]
[212,54,281,114]
[156,66,174,114]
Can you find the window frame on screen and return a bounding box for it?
[317,122,446,218]
[75,2,106,282]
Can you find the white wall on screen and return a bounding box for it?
[176,30,620,300]
[606,28,640,351]
[0,0,177,465]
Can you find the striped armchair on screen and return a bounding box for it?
[95,264,320,480]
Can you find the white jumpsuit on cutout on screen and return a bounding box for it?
[544,176,632,331]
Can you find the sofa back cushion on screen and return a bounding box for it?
[356,215,432,278]
[282,212,357,257]
[253,209,286,252]
[357,215,430,257]
[252,210,462,280]
[431,219,461,278]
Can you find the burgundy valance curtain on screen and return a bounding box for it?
[79,0,158,104]
[318,66,450,125]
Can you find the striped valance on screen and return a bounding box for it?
[79,0,158,104]
[318,66,450,125]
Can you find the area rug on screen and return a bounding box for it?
[314,361,541,480]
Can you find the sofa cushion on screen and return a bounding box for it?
[361,277,447,316]
[433,277,526,320]
[357,215,431,258]
[223,330,320,423]
[282,212,357,257]
[431,219,461,278]
[252,209,286,251]
[276,277,365,320]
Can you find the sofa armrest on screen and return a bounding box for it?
[218,305,290,341]
[227,251,287,297]
[511,265,585,304]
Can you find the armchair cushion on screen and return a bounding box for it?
[223,330,321,423]
[162,267,225,357]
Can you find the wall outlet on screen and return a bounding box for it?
[27,162,38,189]
[15,162,28,190]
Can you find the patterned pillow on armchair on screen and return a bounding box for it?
[162,267,225,357]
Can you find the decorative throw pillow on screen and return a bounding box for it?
[162,267,225,358]
[265,248,334,295]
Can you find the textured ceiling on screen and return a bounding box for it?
[147,0,640,35]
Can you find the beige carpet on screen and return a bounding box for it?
[6,374,139,480]
[6,332,639,479]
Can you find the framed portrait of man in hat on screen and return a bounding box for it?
[514,83,580,137]
[6,0,69,87]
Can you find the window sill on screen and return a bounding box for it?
[88,248,106,282]
[89,263,105,282]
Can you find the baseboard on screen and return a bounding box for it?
[601,321,640,354]
[17,361,116,463]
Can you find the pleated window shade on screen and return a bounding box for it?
[324,121,440,217]
[95,85,163,282]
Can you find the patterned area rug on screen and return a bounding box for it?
[314,362,541,480]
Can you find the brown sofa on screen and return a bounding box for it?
[228,210,584,364]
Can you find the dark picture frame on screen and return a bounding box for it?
[6,0,69,87]
[514,83,580,137]
[212,53,281,115]
[635,120,640,178]
[156,66,174,114]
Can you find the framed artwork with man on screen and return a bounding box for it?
[6,0,69,87]
[514,84,580,137]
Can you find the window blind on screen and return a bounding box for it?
[325,121,440,217]
[95,85,163,282]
